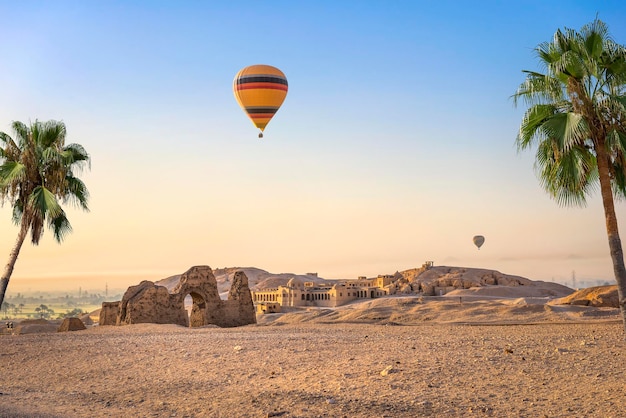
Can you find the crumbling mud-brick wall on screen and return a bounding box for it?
[99,301,121,326]
[58,317,87,332]
[222,270,257,327]
[99,265,256,328]
[117,280,186,326]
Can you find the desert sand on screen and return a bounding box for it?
[1,296,625,418]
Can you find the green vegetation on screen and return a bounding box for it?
[1,292,105,320]
[513,18,626,331]
[0,120,91,308]
[0,292,107,320]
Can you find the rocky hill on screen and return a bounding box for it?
[549,285,619,307]
[392,265,573,298]
[156,267,328,296]
[155,264,573,299]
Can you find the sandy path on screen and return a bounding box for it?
[0,321,624,417]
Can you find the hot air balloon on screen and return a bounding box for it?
[473,235,485,250]
[233,64,288,138]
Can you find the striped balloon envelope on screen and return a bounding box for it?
[233,64,288,138]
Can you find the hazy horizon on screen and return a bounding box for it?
[2,1,626,296]
[4,263,617,297]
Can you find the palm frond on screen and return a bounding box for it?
[512,72,563,107]
[541,112,588,152]
[29,209,44,245]
[63,175,90,210]
[536,141,597,206]
[535,41,559,67]
[605,48,626,83]
[11,200,23,225]
[48,211,72,243]
[613,95,626,108]
[62,143,91,170]
[581,18,610,53]
[10,121,30,149]
[552,49,585,79]
[38,120,66,148]
[583,28,604,61]
[28,186,63,220]
[41,147,62,166]
[516,104,554,149]
[0,132,21,161]
[0,161,26,188]
[0,131,17,149]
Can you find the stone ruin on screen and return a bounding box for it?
[58,317,87,332]
[99,265,256,328]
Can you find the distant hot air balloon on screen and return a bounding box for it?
[233,64,288,138]
[473,235,485,250]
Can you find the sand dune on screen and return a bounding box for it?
[255,295,621,326]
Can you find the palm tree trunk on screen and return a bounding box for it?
[0,217,29,308]
[595,143,626,333]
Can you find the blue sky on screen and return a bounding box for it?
[1,1,626,292]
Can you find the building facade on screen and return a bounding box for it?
[252,275,394,308]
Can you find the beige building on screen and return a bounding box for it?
[252,275,394,308]
[256,302,281,314]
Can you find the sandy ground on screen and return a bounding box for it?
[1,298,625,418]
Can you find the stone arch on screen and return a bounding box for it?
[185,291,207,327]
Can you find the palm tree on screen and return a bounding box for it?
[0,120,90,307]
[1,301,13,317]
[35,304,53,319]
[513,18,626,331]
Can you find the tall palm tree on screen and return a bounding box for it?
[0,120,90,307]
[513,18,626,331]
